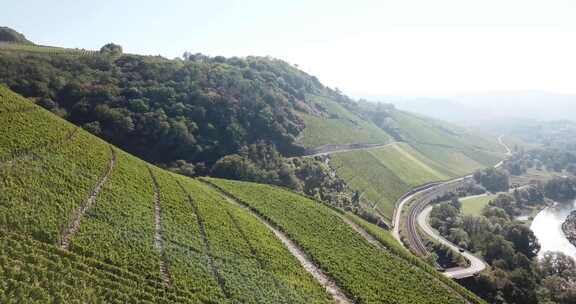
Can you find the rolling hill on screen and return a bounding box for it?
[0,86,487,303]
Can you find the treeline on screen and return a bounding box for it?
[0,44,358,169]
[504,148,576,176]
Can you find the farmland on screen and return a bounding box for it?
[331,142,456,221]
[206,178,484,304]
[0,54,490,302]
[298,96,391,148]
[0,86,335,303]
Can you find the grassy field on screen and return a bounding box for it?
[0,85,483,303]
[298,95,391,147]
[461,194,497,216]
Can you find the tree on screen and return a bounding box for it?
[474,168,510,193]
[100,43,123,56]
[506,223,540,258]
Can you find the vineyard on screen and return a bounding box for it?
[0,86,332,303]
[0,85,488,302]
[331,142,454,221]
[205,178,484,304]
[298,96,392,148]
[0,42,97,56]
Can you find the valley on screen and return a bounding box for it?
[1,25,576,304]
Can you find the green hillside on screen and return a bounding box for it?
[206,178,483,304]
[298,96,392,147]
[0,86,329,303]
[0,86,485,303]
[331,142,454,221]
[304,104,507,221]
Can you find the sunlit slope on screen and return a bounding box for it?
[390,110,505,167]
[207,178,485,304]
[323,108,505,221]
[0,86,331,303]
[298,96,392,147]
[331,142,454,221]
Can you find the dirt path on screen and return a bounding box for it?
[60,146,115,250]
[298,142,396,158]
[148,168,172,287]
[203,181,352,304]
[341,217,387,252]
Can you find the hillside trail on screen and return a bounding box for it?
[60,146,116,250]
[202,180,352,304]
[341,215,472,304]
[148,168,172,287]
[295,141,398,159]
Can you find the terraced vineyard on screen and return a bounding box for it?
[205,178,485,304]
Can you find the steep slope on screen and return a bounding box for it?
[297,95,392,148]
[0,87,485,303]
[0,86,330,303]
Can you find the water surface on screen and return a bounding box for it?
[530,200,576,260]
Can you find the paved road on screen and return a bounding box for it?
[392,135,512,279]
[419,206,486,279]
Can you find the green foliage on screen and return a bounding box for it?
[473,168,510,193]
[343,213,486,304]
[331,143,451,221]
[0,230,198,303]
[207,178,475,304]
[298,96,391,147]
[0,48,337,165]
[0,27,33,44]
[100,43,123,56]
[544,176,576,201]
[0,87,110,244]
[0,87,333,302]
[69,149,161,280]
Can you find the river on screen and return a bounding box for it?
[530,200,576,260]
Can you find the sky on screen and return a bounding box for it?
[3,0,576,97]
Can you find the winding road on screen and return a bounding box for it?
[392,135,512,279]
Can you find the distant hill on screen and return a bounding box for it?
[0,85,484,303]
[0,26,33,44]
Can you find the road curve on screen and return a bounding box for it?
[392,135,512,278]
[419,206,486,279]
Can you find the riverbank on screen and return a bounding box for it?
[531,199,576,260]
[562,210,576,247]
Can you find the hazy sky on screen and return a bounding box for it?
[4,0,576,97]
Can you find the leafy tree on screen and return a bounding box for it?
[473,168,510,193]
[99,43,123,55]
